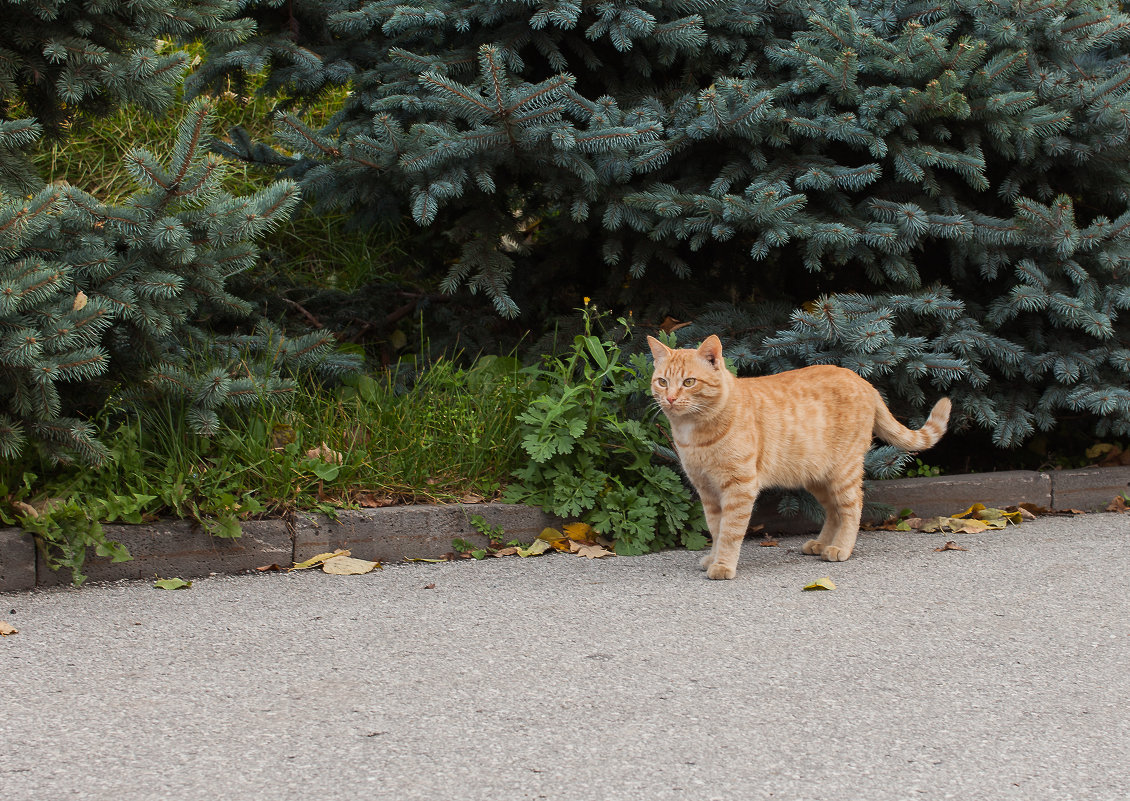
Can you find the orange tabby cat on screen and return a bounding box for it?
[648,334,950,580]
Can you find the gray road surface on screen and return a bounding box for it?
[2,513,1129,801]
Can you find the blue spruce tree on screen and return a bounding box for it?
[201,0,1130,447]
[1,0,353,464]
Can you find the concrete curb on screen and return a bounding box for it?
[2,467,1128,592]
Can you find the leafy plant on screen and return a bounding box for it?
[504,307,707,555]
[1,351,535,583]
[904,458,943,479]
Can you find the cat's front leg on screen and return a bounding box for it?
[697,490,723,571]
[705,487,758,580]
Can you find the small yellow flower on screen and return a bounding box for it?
[583,296,591,306]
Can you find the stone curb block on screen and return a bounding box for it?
[0,528,36,592]
[0,472,1125,592]
[33,519,294,588]
[865,469,1054,520]
[1050,466,1130,512]
[1,503,566,592]
[295,504,566,564]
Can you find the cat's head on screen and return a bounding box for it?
[646,334,729,417]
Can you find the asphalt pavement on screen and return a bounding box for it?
[2,512,1128,801]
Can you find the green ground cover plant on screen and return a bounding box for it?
[1,355,534,583]
[503,306,708,555]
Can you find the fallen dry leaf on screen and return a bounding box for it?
[1107,495,1129,513]
[563,521,596,541]
[516,539,552,557]
[758,537,780,547]
[290,549,350,570]
[153,577,192,590]
[574,543,614,559]
[322,555,380,575]
[537,527,573,552]
[73,290,88,311]
[659,316,692,334]
[305,443,343,464]
[803,577,836,591]
[459,493,486,504]
[423,583,436,590]
[492,546,519,557]
[935,541,968,552]
[11,500,37,519]
[255,563,283,572]
[355,492,395,508]
[0,621,18,635]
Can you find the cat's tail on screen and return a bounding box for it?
[873,396,951,452]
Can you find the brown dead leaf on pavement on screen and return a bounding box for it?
[1107,495,1129,513]
[573,543,615,559]
[934,541,968,552]
[0,621,18,636]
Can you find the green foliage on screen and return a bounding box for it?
[1,98,357,463]
[204,0,1130,449]
[504,308,706,554]
[0,0,248,137]
[2,353,535,583]
[904,458,943,478]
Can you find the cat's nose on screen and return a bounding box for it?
[666,395,677,405]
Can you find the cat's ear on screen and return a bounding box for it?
[698,335,724,369]
[646,335,671,362]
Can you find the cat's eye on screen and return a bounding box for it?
[656,377,668,388]
[683,378,696,387]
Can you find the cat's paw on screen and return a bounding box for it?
[821,545,851,562]
[706,563,736,580]
[802,539,824,555]
[698,552,715,570]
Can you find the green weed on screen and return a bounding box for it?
[503,307,707,555]
[0,355,534,583]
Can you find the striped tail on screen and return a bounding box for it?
[873,396,951,451]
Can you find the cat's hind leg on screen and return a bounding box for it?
[801,483,835,557]
[802,476,863,562]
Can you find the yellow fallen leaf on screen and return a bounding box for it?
[291,549,350,570]
[952,518,991,533]
[0,621,18,635]
[952,503,986,519]
[517,539,552,557]
[537,527,573,551]
[803,577,836,591]
[563,522,595,541]
[322,555,380,575]
[1086,442,1119,460]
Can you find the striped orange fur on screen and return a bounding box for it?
[648,334,951,580]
